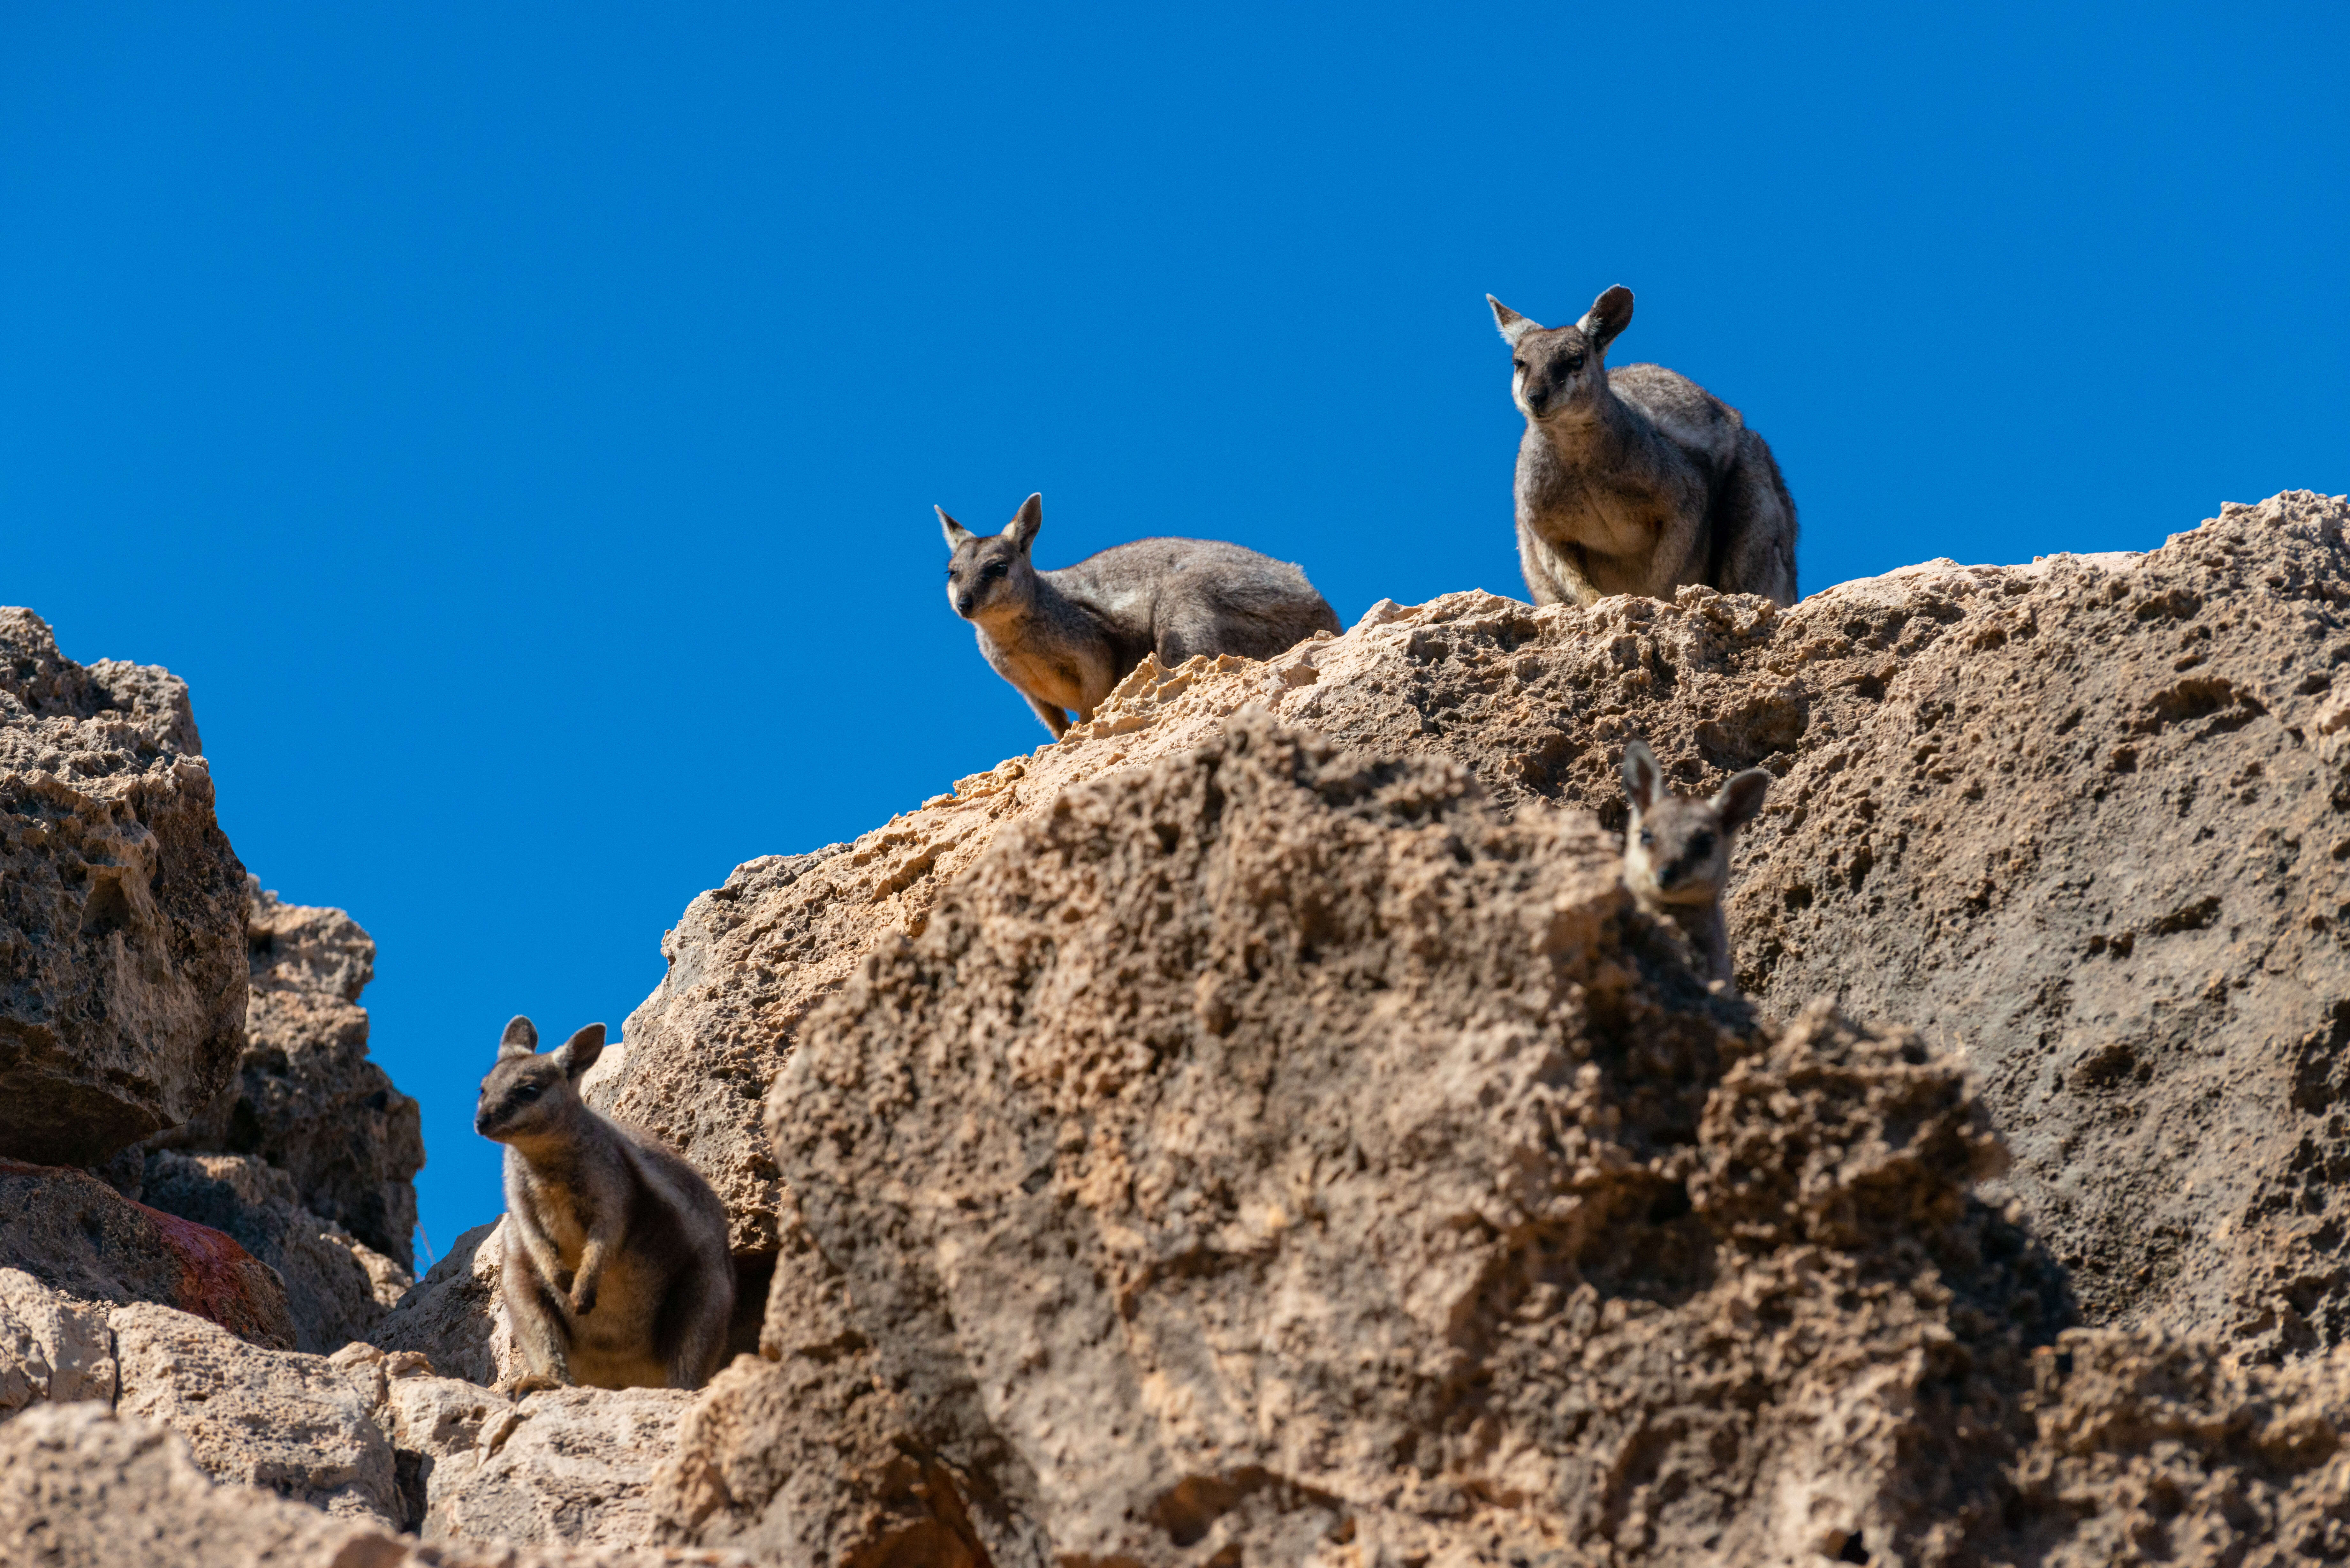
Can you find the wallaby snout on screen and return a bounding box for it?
[1619,738,1771,989]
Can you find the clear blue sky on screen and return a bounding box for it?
[5,4,2344,1263]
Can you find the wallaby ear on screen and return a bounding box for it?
[498,1015,538,1060]
[1005,493,1043,553]
[1620,739,1661,812]
[551,1023,606,1081]
[1712,768,1771,833]
[1488,294,1542,348]
[936,506,974,552]
[1576,286,1634,355]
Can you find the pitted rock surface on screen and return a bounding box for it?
[150,880,423,1269]
[0,607,248,1165]
[609,491,2350,1363]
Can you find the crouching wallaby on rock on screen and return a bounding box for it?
[940,492,1343,738]
[1490,285,1798,609]
[474,1016,733,1391]
[1619,739,1771,991]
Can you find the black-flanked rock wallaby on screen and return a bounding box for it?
[939,493,1343,738]
[1619,739,1771,990]
[474,1016,733,1391]
[1489,286,1798,609]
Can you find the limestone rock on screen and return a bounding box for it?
[140,1150,409,1354]
[369,1219,521,1387]
[660,716,2035,1562]
[651,709,2350,1565]
[649,1189,968,1565]
[109,1300,403,1527]
[0,1401,751,1568]
[150,881,423,1269]
[414,1379,700,1547]
[617,491,2350,1359]
[0,1266,115,1415]
[0,607,249,1165]
[0,1158,296,1349]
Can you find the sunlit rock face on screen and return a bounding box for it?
[0,607,249,1165]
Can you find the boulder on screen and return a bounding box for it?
[150,881,423,1269]
[0,1158,295,1350]
[110,1300,403,1527]
[0,607,248,1165]
[140,1150,409,1354]
[403,1377,700,1547]
[0,1401,752,1567]
[612,490,2350,1361]
[369,1219,521,1387]
[0,1266,115,1415]
[648,710,2350,1565]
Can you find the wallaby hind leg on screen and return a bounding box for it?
[1711,429,1799,606]
[657,1255,736,1390]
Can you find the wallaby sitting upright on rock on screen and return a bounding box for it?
[475,1016,733,1391]
[1489,286,1798,608]
[940,493,1343,738]
[1619,739,1771,990]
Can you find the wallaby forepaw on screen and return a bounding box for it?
[498,1372,563,1397]
[570,1281,597,1316]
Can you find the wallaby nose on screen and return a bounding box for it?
[955,595,975,616]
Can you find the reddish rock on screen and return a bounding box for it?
[0,1158,295,1350]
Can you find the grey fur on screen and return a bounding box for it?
[474,1015,733,1391]
[1489,287,1798,608]
[939,493,1343,738]
[1618,739,1771,989]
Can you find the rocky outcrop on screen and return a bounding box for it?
[0,1267,115,1415]
[140,1150,407,1354]
[0,1159,296,1349]
[0,1402,751,1568]
[606,491,2350,1368]
[110,1302,404,1527]
[149,882,423,1270]
[370,1219,522,1387]
[0,608,249,1166]
[394,1374,699,1547]
[1,1262,699,1557]
[649,711,2349,1565]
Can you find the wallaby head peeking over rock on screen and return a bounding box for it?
[1619,738,1771,990]
[474,1016,733,1391]
[1489,286,1798,609]
[939,493,1343,738]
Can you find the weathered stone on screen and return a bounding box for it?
[618,491,2350,1361]
[369,1219,521,1387]
[150,881,423,1269]
[0,1267,115,1416]
[0,607,249,1165]
[415,1380,699,1548]
[651,708,2350,1565]
[140,1150,409,1354]
[0,1401,752,1567]
[0,1158,295,1349]
[110,1300,402,1526]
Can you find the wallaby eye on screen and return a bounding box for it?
[1638,829,1655,847]
[513,1084,542,1103]
[1511,359,1526,373]
[1690,832,1716,856]
[1565,353,1586,372]
[982,562,1006,580]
